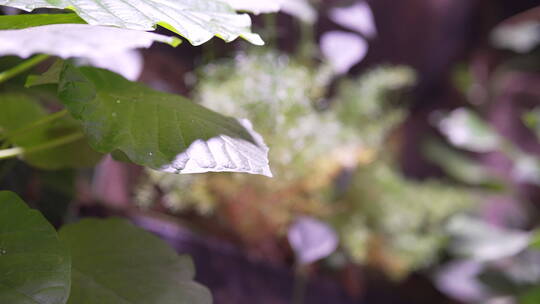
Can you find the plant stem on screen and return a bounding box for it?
[298,20,315,64]
[292,263,308,304]
[0,132,84,160]
[264,13,277,48]
[0,54,50,84]
[25,132,84,154]
[0,147,24,160]
[1,109,69,141]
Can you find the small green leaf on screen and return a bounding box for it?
[59,218,212,304]
[530,229,540,249]
[423,139,503,187]
[523,107,540,139]
[0,13,85,30]
[0,0,264,46]
[447,215,531,261]
[491,21,540,53]
[26,59,64,87]
[36,63,272,176]
[0,191,71,304]
[521,287,540,304]
[438,108,501,153]
[0,93,102,169]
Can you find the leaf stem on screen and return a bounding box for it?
[0,132,84,160]
[298,19,315,63]
[1,109,69,141]
[25,132,84,154]
[0,54,50,84]
[0,147,24,160]
[264,13,277,48]
[292,263,307,304]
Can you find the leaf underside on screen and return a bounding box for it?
[0,23,180,58]
[0,0,264,45]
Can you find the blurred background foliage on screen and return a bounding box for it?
[134,49,476,279]
[2,0,540,303]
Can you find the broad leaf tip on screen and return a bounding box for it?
[159,118,273,177]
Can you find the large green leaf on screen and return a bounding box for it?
[32,63,271,176]
[0,0,263,46]
[0,93,102,169]
[59,218,211,304]
[0,24,180,59]
[0,191,71,304]
[0,13,85,30]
